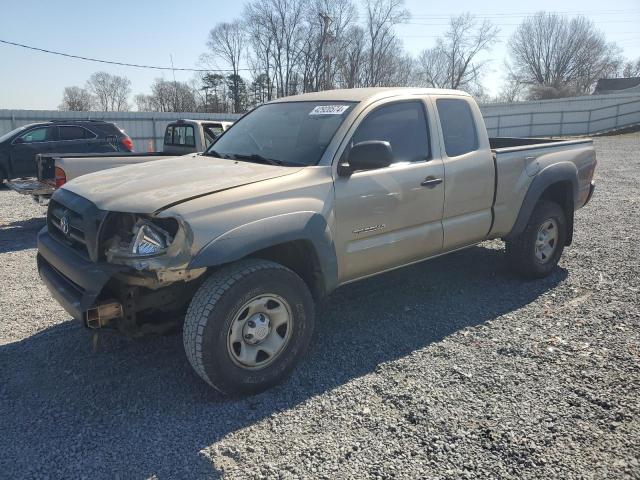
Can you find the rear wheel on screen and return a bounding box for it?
[506,200,567,279]
[183,259,315,395]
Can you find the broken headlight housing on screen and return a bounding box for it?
[131,221,173,256]
[103,214,192,270]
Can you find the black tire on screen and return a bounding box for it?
[505,200,567,279]
[183,259,315,395]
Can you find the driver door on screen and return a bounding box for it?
[11,126,55,177]
[333,98,445,282]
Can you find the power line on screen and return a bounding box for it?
[0,39,251,72]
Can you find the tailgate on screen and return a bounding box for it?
[37,153,56,182]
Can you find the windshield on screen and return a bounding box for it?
[205,101,356,166]
[0,125,28,143]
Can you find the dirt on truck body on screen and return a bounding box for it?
[36,87,596,395]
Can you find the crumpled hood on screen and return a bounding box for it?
[61,155,302,213]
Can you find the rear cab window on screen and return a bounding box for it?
[436,98,478,157]
[165,124,196,147]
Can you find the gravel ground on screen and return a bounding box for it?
[1,134,639,479]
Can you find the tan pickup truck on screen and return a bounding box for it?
[37,88,596,395]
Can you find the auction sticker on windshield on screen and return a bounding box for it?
[309,105,350,115]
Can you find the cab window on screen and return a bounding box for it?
[165,125,196,147]
[350,101,430,164]
[436,98,478,157]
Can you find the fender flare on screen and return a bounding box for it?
[505,162,579,241]
[188,211,339,294]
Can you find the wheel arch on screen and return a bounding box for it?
[188,212,338,300]
[505,162,578,245]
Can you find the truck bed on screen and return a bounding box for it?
[37,152,176,183]
[489,136,596,238]
[489,136,591,151]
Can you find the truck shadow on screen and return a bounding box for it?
[0,217,46,253]
[0,244,567,479]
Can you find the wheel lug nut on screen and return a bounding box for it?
[248,320,255,328]
[245,333,253,339]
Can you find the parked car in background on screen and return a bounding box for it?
[36,87,596,395]
[0,120,133,183]
[5,119,234,201]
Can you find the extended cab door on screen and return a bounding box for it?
[334,98,445,282]
[431,96,495,251]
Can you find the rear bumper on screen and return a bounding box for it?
[583,181,596,207]
[37,227,123,321]
[7,177,54,196]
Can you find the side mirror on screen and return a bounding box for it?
[338,141,393,176]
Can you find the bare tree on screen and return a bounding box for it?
[507,13,622,98]
[363,0,410,87]
[86,71,131,111]
[205,21,246,113]
[336,25,366,88]
[58,86,94,111]
[414,14,499,91]
[136,79,197,112]
[244,0,307,97]
[622,58,640,78]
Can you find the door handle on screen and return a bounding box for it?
[420,176,443,187]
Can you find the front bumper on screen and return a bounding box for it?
[37,227,124,321]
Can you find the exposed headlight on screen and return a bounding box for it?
[131,221,172,256]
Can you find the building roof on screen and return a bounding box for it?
[269,87,470,103]
[594,77,640,94]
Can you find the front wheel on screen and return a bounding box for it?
[505,200,567,279]
[183,259,315,395]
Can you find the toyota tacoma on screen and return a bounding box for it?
[36,88,597,395]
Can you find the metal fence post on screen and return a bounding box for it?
[496,115,501,137]
[528,113,534,137]
[11,113,16,129]
[152,118,158,152]
[587,110,592,135]
[614,105,620,128]
[559,111,564,136]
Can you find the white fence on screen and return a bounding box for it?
[0,110,241,152]
[1,91,639,149]
[480,92,640,137]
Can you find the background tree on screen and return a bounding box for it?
[86,71,131,111]
[205,21,246,113]
[621,58,640,78]
[136,79,198,112]
[507,13,621,99]
[363,0,410,87]
[58,86,94,111]
[414,14,499,91]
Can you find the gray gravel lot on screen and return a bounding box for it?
[1,134,639,479]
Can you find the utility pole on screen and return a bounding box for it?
[319,13,333,91]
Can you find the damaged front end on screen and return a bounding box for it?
[37,189,207,336]
[102,214,206,289]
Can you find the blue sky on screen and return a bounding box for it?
[0,0,639,109]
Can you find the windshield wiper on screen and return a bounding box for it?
[229,153,284,166]
[201,149,231,159]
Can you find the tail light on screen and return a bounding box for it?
[54,167,67,188]
[120,136,134,151]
